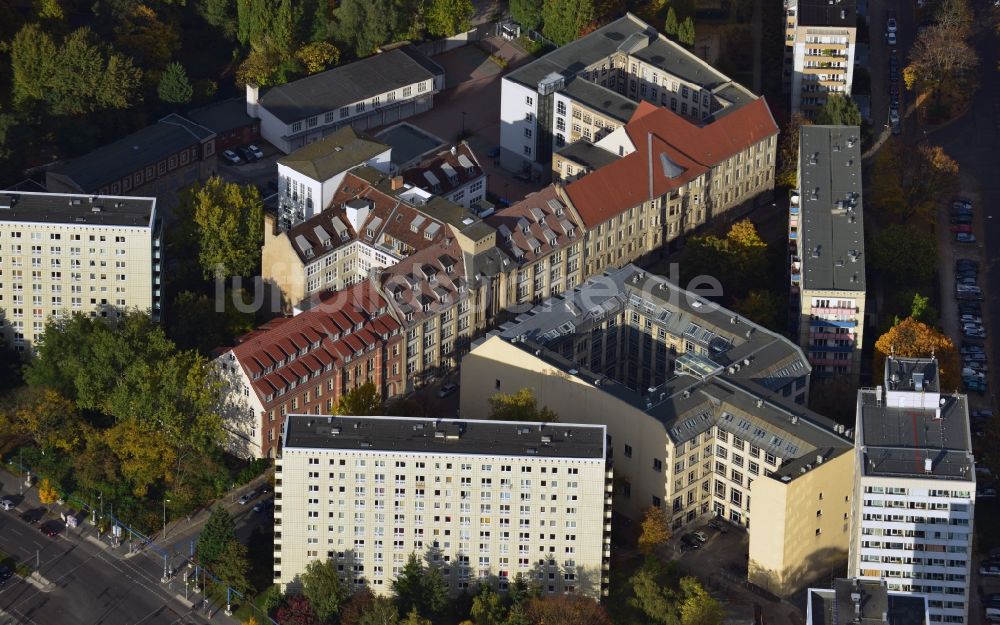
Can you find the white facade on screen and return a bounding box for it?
[790,36,856,113]
[215,351,266,458]
[301,240,401,298]
[0,192,160,351]
[499,80,540,172]
[275,416,612,598]
[276,149,391,224]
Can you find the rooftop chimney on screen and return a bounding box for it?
[391,175,405,190]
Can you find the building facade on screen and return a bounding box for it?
[214,283,403,458]
[400,143,487,212]
[46,115,217,208]
[0,191,161,351]
[807,578,929,625]
[792,126,866,383]
[274,415,611,598]
[849,358,975,624]
[784,0,858,116]
[499,13,758,173]
[247,46,443,154]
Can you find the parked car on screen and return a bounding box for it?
[955,197,973,208]
[237,490,257,505]
[981,564,1000,577]
[221,149,241,165]
[707,519,728,533]
[951,215,973,226]
[887,30,897,45]
[889,67,899,82]
[252,500,271,514]
[972,409,994,419]
[950,224,973,234]
[889,56,900,71]
[956,232,977,243]
[692,531,708,543]
[956,258,979,268]
[889,109,900,125]
[437,383,459,399]
[248,144,264,159]
[958,303,982,314]
[39,521,60,537]
[0,497,14,511]
[961,315,983,324]
[681,534,702,549]
[237,146,257,162]
[965,354,988,363]
[979,488,998,499]
[0,566,11,585]
[964,329,986,339]
[887,12,897,32]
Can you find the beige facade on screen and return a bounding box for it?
[275,415,611,598]
[0,192,160,351]
[783,0,858,116]
[747,447,854,597]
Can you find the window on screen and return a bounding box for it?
[524,128,532,138]
[291,121,302,132]
[652,458,662,472]
[556,101,566,115]
[339,107,349,118]
[525,96,533,106]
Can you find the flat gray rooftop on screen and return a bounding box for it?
[283,415,606,459]
[798,125,865,292]
[0,191,156,228]
[556,140,623,171]
[858,389,973,480]
[375,123,445,168]
[884,357,940,394]
[796,0,857,28]
[808,578,926,625]
[559,77,638,122]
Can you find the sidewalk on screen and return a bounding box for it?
[0,464,253,623]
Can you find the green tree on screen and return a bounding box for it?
[177,177,264,279]
[487,388,558,422]
[336,381,382,416]
[471,586,508,625]
[116,4,180,70]
[638,506,671,555]
[214,539,251,594]
[425,0,473,37]
[677,17,696,47]
[197,0,237,38]
[336,0,392,57]
[197,506,239,567]
[776,112,811,187]
[166,290,256,355]
[510,0,543,30]
[523,595,613,625]
[664,6,678,37]
[37,0,64,19]
[41,27,142,116]
[814,94,862,126]
[678,577,724,625]
[158,62,194,104]
[910,293,937,325]
[732,289,783,331]
[302,558,350,622]
[295,41,340,74]
[401,609,433,625]
[680,219,769,298]
[10,24,59,106]
[869,224,936,285]
[3,387,85,453]
[629,563,675,625]
[359,595,400,625]
[542,0,595,46]
[393,554,447,618]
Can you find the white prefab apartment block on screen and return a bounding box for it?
[0,191,161,350]
[849,358,975,625]
[784,0,857,116]
[275,415,612,598]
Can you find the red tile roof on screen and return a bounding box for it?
[564,98,778,229]
[485,185,581,266]
[229,282,400,403]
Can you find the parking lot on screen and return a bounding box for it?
[671,520,803,625]
[216,141,282,198]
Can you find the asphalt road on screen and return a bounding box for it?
[0,511,198,625]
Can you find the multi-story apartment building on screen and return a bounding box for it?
[262,168,450,311]
[784,0,857,116]
[46,114,217,207]
[792,126,866,383]
[275,415,611,598]
[0,191,161,351]
[562,99,778,277]
[499,13,757,173]
[551,141,622,183]
[486,184,585,310]
[247,46,444,154]
[276,127,392,227]
[460,265,853,531]
[807,578,929,625]
[400,143,486,211]
[849,357,975,624]
[214,283,403,458]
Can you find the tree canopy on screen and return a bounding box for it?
[487,388,558,422]
[336,382,383,416]
[638,506,671,555]
[158,62,194,104]
[542,0,596,46]
[176,177,264,279]
[777,112,811,188]
[814,94,862,126]
[511,0,543,31]
[680,219,769,300]
[869,224,936,286]
[874,317,960,390]
[392,554,448,619]
[301,558,351,622]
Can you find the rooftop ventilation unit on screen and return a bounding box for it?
[924,458,933,473]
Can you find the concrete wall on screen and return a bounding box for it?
[748,448,854,597]
[499,79,540,172]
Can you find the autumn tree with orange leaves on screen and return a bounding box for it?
[874,317,960,391]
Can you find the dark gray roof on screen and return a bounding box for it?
[798,125,865,292]
[808,578,927,625]
[283,414,606,459]
[0,191,156,228]
[187,97,256,134]
[796,0,857,28]
[258,47,439,125]
[556,140,623,171]
[858,359,973,480]
[708,83,758,120]
[628,37,732,91]
[278,126,389,181]
[478,265,850,457]
[506,15,653,89]
[47,114,214,192]
[559,77,638,122]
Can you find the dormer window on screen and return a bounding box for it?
[422,302,430,312]
[323,238,332,248]
[534,246,541,255]
[406,312,413,321]
[548,237,557,246]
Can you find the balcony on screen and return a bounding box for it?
[810,318,858,328]
[809,357,850,366]
[812,306,858,315]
